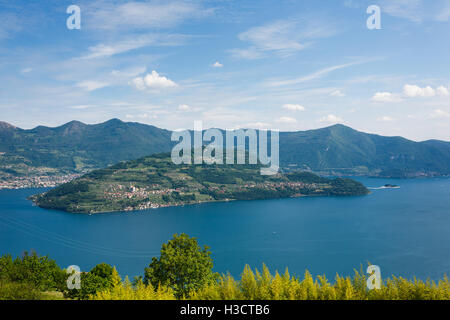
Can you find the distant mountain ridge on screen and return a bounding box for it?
[0,119,174,172]
[1,119,449,178]
[279,124,450,177]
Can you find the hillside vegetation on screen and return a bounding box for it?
[32,152,369,213]
[1,119,450,179]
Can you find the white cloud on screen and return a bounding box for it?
[126,113,157,120]
[378,116,395,122]
[282,104,306,111]
[85,1,211,31]
[130,77,146,91]
[82,37,156,59]
[266,60,368,87]
[76,80,109,91]
[372,84,449,102]
[371,92,400,102]
[231,19,336,59]
[229,47,265,60]
[275,116,297,124]
[212,61,223,68]
[436,3,450,21]
[346,0,450,23]
[242,122,272,129]
[111,67,147,78]
[130,71,178,91]
[319,114,343,124]
[330,90,345,97]
[437,86,450,96]
[430,109,450,119]
[80,34,185,59]
[381,0,423,22]
[403,84,436,97]
[178,104,191,111]
[20,68,33,74]
[68,105,95,110]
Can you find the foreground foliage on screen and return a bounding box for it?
[144,233,217,298]
[91,264,450,300]
[190,265,450,300]
[0,251,66,292]
[1,235,449,300]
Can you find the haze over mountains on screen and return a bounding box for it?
[1,119,449,178]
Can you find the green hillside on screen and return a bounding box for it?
[279,124,450,177]
[32,152,369,214]
[1,119,450,178]
[0,119,173,175]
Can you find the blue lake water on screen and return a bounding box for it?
[0,177,449,280]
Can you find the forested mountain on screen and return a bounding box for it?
[279,124,450,177]
[0,119,173,173]
[1,119,449,178]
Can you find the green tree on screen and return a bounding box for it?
[66,263,116,300]
[144,233,217,298]
[0,252,66,292]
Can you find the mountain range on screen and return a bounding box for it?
[1,119,449,178]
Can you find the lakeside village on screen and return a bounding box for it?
[0,173,82,190]
[102,180,319,212]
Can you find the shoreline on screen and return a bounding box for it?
[2,173,449,191]
[30,192,369,215]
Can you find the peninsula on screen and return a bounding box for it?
[31,152,369,214]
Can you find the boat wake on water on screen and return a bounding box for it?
[368,184,400,190]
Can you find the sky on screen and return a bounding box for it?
[0,0,449,141]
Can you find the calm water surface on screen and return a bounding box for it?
[0,177,449,280]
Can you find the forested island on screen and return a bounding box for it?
[31,152,369,214]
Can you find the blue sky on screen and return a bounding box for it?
[0,0,449,141]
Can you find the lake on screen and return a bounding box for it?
[0,177,449,281]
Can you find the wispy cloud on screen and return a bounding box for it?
[20,68,33,74]
[80,34,186,59]
[378,116,395,122]
[68,105,97,110]
[0,13,22,39]
[436,0,450,21]
[84,0,213,31]
[178,104,191,111]
[430,109,450,119]
[381,0,423,22]
[265,61,368,87]
[371,92,401,103]
[282,104,306,111]
[330,90,345,97]
[319,114,343,124]
[345,0,450,23]
[230,18,336,59]
[276,116,298,124]
[76,80,109,91]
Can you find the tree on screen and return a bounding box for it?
[144,233,217,298]
[111,266,122,288]
[66,263,116,300]
[0,251,66,292]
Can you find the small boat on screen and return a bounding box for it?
[384,184,399,188]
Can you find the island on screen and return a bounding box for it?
[31,152,369,214]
